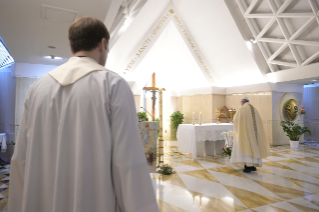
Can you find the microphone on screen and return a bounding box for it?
[140,107,154,120]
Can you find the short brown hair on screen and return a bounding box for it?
[69,17,110,53]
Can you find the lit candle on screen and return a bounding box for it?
[193,112,195,123]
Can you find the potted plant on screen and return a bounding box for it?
[280,121,311,149]
[170,111,184,138]
[157,164,176,175]
[220,147,232,159]
[137,112,149,121]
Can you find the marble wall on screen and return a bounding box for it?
[272,92,304,145]
[226,92,273,144]
[304,87,319,141]
[175,94,225,123]
[170,91,304,146]
[0,72,16,140]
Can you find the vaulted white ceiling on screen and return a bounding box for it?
[2,0,318,87]
[107,0,267,89]
[129,20,210,93]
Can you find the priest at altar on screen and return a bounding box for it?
[230,97,270,173]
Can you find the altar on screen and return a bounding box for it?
[177,123,234,159]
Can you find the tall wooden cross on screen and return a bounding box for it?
[143,73,165,121]
[143,73,166,164]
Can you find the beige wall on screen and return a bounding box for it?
[226,91,304,145]
[171,91,304,146]
[175,94,225,123]
[133,95,141,112]
[226,92,273,144]
[304,87,319,141]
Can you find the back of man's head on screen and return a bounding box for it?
[69,17,110,53]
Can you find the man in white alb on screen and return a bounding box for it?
[230,97,270,173]
[9,17,159,212]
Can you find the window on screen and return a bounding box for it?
[0,36,14,69]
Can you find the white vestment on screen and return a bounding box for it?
[230,102,270,167]
[9,57,159,212]
[230,137,263,167]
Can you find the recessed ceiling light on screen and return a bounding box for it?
[250,38,257,44]
[48,46,56,49]
[43,55,63,60]
[312,80,318,81]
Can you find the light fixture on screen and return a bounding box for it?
[43,55,63,60]
[0,36,15,69]
[250,38,257,44]
[311,79,318,82]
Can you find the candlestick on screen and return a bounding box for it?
[192,112,195,125]
[199,112,202,125]
[216,108,221,124]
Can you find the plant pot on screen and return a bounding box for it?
[290,140,299,149]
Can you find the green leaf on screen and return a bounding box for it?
[280,121,311,140]
[137,112,149,121]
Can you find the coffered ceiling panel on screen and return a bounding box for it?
[236,0,319,72]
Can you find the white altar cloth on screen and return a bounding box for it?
[177,124,234,159]
[0,133,7,153]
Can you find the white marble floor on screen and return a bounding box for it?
[153,141,319,212]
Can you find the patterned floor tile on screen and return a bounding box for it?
[153,173,186,188]
[179,174,246,208]
[277,159,313,167]
[0,199,7,211]
[303,194,319,208]
[242,172,306,192]
[223,185,282,208]
[269,205,291,212]
[255,167,274,174]
[288,202,319,212]
[268,152,287,158]
[197,158,227,165]
[157,199,188,212]
[175,160,205,169]
[188,190,247,212]
[288,197,319,211]
[4,141,319,212]
[208,167,250,179]
[251,205,283,212]
[173,162,203,173]
[270,201,303,212]
[253,181,312,200]
[208,170,282,200]
[0,189,8,198]
[180,169,219,183]
[303,172,319,179]
[262,161,296,171]
[282,177,319,193]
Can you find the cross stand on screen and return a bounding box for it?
[143,73,166,166]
